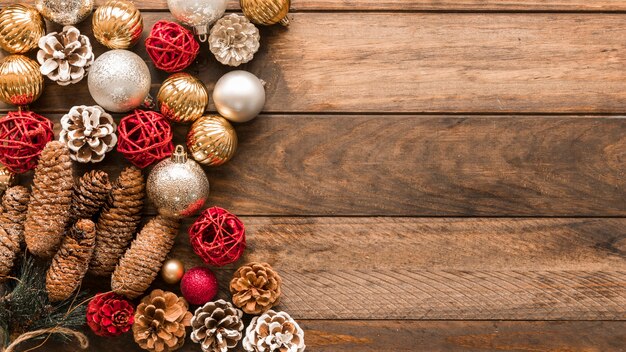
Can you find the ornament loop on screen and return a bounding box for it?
[194,25,209,42]
[172,145,188,163]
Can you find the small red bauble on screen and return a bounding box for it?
[180,266,219,306]
[188,207,246,267]
[87,292,135,337]
[117,110,174,168]
[0,110,53,173]
[145,20,200,73]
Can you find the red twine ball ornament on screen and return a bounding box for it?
[188,207,246,267]
[145,20,200,73]
[180,266,219,306]
[0,110,53,173]
[117,110,174,168]
[86,292,135,337]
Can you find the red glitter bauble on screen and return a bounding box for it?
[117,110,174,168]
[0,110,53,173]
[180,267,219,306]
[87,292,135,337]
[145,20,200,73]
[188,207,246,267]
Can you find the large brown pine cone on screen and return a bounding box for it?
[69,170,112,224]
[133,289,192,352]
[0,186,29,279]
[90,166,144,276]
[242,310,305,352]
[112,215,180,299]
[24,141,74,258]
[230,262,282,315]
[46,219,96,302]
[190,299,244,352]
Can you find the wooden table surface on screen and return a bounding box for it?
[1,0,625,351]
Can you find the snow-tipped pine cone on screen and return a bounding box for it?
[37,26,94,86]
[243,310,305,352]
[190,299,244,352]
[60,105,117,163]
[209,14,260,67]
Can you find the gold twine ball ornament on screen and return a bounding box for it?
[0,55,44,106]
[0,164,16,195]
[35,0,94,25]
[157,73,209,124]
[187,115,237,166]
[240,0,290,26]
[0,4,46,54]
[161,258,185,284]
[92,0,144,49]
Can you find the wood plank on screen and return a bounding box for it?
[3,13,626,113]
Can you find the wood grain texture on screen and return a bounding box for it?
[3,13,626,113]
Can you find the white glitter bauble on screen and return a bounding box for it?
[167,0,227,41]
[35,0,94,25]
[213,70,266,123]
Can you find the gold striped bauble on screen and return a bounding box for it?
[240,0,290,26]
[92,0,144,49]
[157,73,209,124]
[0,4,45,54]
[187,115,238,166]
[0,56,44,106]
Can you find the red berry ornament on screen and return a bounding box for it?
[117,110,174,168]
[180,267,219,306]
[0,110,53,173]
[145,20,199,73]
[188,207,246,267]
[87,292,135,337]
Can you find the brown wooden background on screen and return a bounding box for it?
[1,0,625,351]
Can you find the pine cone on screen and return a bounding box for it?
[90,166,144,277]
[230,262,282,315]
[133,289,192,352]
[209,14,260,67]
[243,310,305,352]
[69,170,112,224]
[59,105,118,163]
[0,186,29,279]
[46,219,96,302]
[190,299,244,352]
[24,141,74,258]
[112,215,181,299]
[37,26,94,86]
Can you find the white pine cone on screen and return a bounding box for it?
[190,300,244,352]
[59,105,117,163]
[209,14,260,67]
[37,26,94,86]
[243,310,305,352]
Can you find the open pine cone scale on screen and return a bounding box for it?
[37,26,94,86]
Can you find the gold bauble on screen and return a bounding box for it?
[157,73,209,124]
[161,258,185,285]
[240,0,290,26]
[0,164,16,195]
[187,115,237,166]
[92,0,143,49]
[0,4,45,54]
[0,55,44,106]
[35,0,94,25]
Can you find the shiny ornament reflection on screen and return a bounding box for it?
[36,0,94,25]
[213,70,266,123]
[157,73,208,123]
[0,4,45,54]
[92,0,143,49]
[161,259,185,284]
[187,115,237,166]
[167,0,227,41]
[0,55,44,106]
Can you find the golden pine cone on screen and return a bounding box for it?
[242,310,305,352]
[69,170,112,224]
[0,186,29,279]
[133,289,192,352]
[230,262,282,315]
[112,215,180,299]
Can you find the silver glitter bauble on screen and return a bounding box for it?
[167,0,227,41]
[213,70,266,123]
[147,145,210,218]
[36,0,94,25]
[87,50,151,113]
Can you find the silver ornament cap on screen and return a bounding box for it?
[167,0,228,41]
[213,70,266,123]
[147,145,210,218]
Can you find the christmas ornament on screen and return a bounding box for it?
[187,115,238,166]
[190,300,244,352]
[0,186,29,279]
[91,166,144,277]
[59,105,117,163]
[161,258,185,285]
[0,164,16,195]
[166,0,228,41]
[213,70,266,123]
[240,0,291,26]
[0,110,53,173]
[69,170,112,224]
[37,26,94,86]
[209,14,260,67]
[0,55,44,106]
[146,20,200,73]
[87,292,135,337]
[147,145,210,218]
[189,207,246,266]
[88,50,151,113]
[35,0,94,25]
[157,73,208,123]
[180,267,218,306]
[230,262,282,315]
[0,4,45,54]
[92,0,143,49]
[117,110,174,168]
[46,219,96,302]
[133,289,192,352]
[112,215,181,299]
[243,310,305,352]
[24,141,74,258]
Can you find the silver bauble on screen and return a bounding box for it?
[167,0,227,41]
[36,0,94,25]
[213,70,266,123]
[87,50,151,113]
[147,145,210,218]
